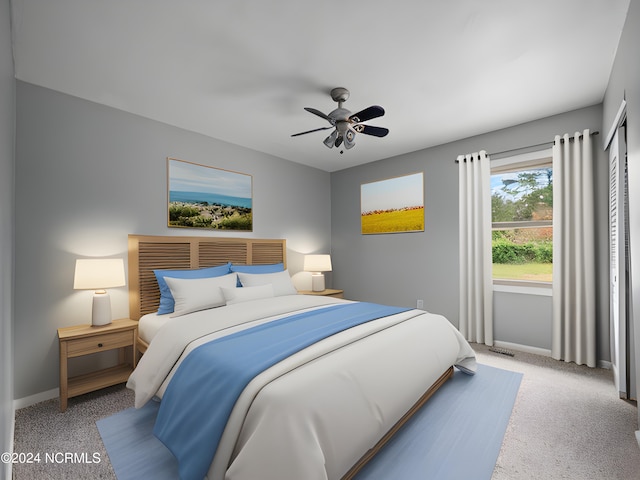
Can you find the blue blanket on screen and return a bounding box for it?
[153,302,410,480]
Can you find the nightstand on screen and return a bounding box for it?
[298,288,344,299]
[58,318,138,412]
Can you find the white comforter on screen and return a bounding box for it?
[127,295,476,480]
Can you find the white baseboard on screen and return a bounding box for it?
[13,388,58,410]
[636,431,640,449]
[492,341,613,370]
[493,340,552,357]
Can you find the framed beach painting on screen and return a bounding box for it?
[361,172,424,234]
[167,158,253,231]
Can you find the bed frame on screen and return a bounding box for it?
[127,233,452,480]
[342,366,453,480]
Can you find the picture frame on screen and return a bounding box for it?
[167,157,253,231]
[361,172,424,234]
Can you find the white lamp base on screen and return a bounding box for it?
[311,273,325,292]
[92,291,112,326]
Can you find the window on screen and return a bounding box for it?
[491,150,553,285]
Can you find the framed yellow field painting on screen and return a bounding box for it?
[167,158,253,231]
[361,172,424,234]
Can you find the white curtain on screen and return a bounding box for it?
[458,150,493,345]
[552,130,597,367]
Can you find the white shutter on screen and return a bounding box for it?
[610,129,628,398]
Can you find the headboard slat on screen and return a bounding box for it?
[128,235,287,319]
[199,241,247,266]
[252,242,289,264]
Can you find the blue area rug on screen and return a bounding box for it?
[97,400,177,480]
[97,364,521,480]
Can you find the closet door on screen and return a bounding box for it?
[609,128,629,398]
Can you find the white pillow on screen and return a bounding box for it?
[236,270,298,296]
[165,273,237,317]
[222,284,274,305]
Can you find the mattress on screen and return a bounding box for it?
[137,312,170,345]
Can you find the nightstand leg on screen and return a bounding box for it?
[132,328,138,367]
[59,340,68,412]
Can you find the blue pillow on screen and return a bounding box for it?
[230,263,284,286]
[154,263,231,314]
[230,263,284,274]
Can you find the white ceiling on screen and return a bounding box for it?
[11,0,630,172]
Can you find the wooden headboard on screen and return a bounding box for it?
[128,234,287,320]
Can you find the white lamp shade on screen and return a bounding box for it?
[303,254,332,272]
[74,258,126,290]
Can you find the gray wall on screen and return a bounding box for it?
[331,105,610,360]
[493,290,552,349]
[1,0,15,477]
[603,0,640,428]
[14,82,331,399]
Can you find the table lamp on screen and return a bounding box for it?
[74,258,126,326]
[303,254,332,292]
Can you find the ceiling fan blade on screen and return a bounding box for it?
[323,130,338,148]
[305,107,334,124]
[357,124,389,137]
[349,105,385,123]
[291,126,334,137]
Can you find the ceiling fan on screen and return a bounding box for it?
[291,87,389,151]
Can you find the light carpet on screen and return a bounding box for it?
[97,364,521,480]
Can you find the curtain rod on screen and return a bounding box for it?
[454,131,599,163]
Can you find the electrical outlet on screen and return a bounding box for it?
[417,299,424,309]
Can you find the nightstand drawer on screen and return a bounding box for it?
[66,330,133,357]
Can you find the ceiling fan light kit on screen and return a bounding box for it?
[292,87,389,152]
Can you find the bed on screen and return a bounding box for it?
[125,234,476,480]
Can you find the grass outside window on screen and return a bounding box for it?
[492,263,552,283]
